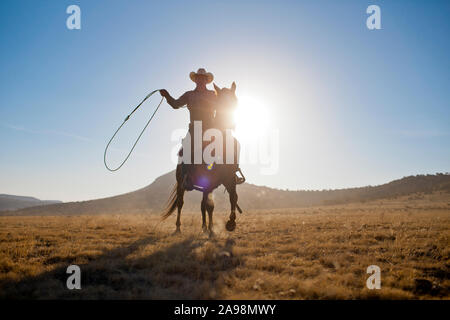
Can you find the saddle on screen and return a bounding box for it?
[177,123,245,190]
[178,145,245,191]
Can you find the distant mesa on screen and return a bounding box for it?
[1,172,449,216]
[0,194,62,211]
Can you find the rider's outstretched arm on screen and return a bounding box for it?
[160,90,189,109]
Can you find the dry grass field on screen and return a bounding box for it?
[0,192,449,299]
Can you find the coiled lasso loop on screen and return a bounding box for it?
[104,89,164,172]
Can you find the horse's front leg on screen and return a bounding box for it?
[225,181,237,231]
[201,196,207,233]
[203,191,215,237]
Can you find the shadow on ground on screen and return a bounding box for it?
[0,235,241,299]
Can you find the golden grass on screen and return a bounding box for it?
[0,192,449,299]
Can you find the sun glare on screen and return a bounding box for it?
[233,95,270,142]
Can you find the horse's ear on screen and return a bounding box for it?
[231,81,236,92]
[213,83,220,93]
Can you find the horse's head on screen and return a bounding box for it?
[214,82,238,110]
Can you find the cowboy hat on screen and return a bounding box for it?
[189,68,214,84]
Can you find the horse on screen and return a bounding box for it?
[161,83,242,237]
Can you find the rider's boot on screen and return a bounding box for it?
[235,166,245,185]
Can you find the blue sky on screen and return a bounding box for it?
[0,0,449,201]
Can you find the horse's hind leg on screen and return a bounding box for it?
[175,169,185,234]
[225,182,237,231]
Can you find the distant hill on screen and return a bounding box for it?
[0,194,62,211]
[1,172,449,216]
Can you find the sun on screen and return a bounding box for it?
[233,95,270,142]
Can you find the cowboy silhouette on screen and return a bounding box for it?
[160,68,243,188]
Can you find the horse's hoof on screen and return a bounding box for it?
[202,227,208,234]
[209,231,215,238]
[173,229,181,235]
[226,220,236,232]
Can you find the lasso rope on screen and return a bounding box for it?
[104,89,164,172]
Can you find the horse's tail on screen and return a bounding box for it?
[161,182,178,220]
